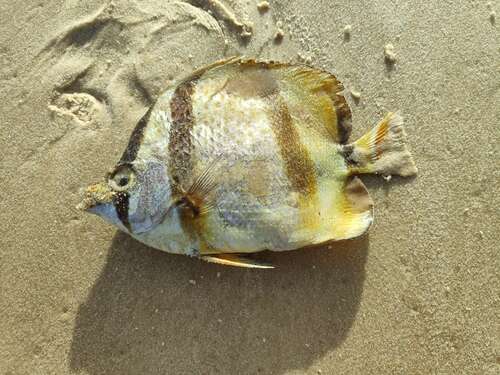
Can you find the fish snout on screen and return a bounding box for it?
[76,181,115,212]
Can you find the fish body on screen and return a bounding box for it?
[80,58,417,267]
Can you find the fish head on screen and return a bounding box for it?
[78,159,171,234]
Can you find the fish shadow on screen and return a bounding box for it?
[69,231,369,374]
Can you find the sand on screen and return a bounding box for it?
[1,1,498,374]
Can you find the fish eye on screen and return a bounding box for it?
[108,165,135,192]
[118,176,129,186]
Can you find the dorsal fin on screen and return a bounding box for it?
[281,65,344,93]
[216,58,352,143]
[274,64,352,144]
[178,57,353,143]
[182,56,242,83]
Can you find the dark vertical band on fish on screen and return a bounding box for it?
[113,191,131,232]
[340,144,359,167]
[334,99,352,144]
[119,107,154,164]
[270,97,317,196]
[168,79,198,196]
[168,76,216,247]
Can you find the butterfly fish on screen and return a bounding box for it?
[78,58,417,269]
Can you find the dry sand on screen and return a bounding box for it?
[1,1,499,374]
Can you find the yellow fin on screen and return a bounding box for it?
[292,177,373,243]
[277,65,352,144]
[344,112,417,177]
[188,57,352,143]
[281,66,344,93]
[331,176,374,240]
[200,254,274,269]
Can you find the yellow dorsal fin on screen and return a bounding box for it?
[276,65,352,144]
[234,59,352,144]
[234,58,346,96]
[282,66,344,93]
[201,254,275,269]
[183,57,353,143]
[237,60,353,143]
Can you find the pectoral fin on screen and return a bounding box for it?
[175,155,223,217]
[200,254,275,269]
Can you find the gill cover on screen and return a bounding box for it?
[82,160,171,234]
[116,161,171,234]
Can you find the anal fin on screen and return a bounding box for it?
[200,254,274,269]
[331,176,374,240]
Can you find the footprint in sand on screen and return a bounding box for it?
[39,1,229,132]
[48,92,104,127]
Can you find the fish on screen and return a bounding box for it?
[78,57,417,268]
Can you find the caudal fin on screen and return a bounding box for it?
[343,112,417,176]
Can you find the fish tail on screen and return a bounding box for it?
[342,112,417,177]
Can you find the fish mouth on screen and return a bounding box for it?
[76,181,115,212]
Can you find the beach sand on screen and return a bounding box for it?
[1,1,498,374]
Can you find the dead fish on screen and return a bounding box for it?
[78,57,417,268]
